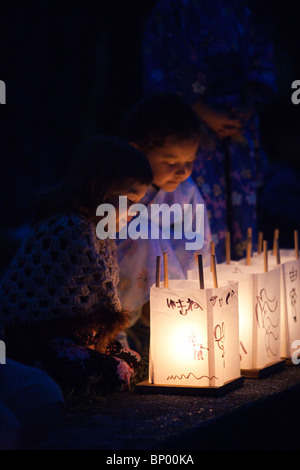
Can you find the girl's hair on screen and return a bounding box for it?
[120,92,203,150]
[32,135,153,224]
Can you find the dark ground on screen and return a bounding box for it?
[39,365,300,451]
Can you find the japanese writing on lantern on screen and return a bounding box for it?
[166,298,203,315]
[209,289,235,307]
[289,266,298,283]
[288,266,298,322]
[290,288,298,322]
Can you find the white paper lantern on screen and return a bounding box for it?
[148,278,241,389]
[281,259,300,357]
[188,264,282,374]
[236,245,300,361]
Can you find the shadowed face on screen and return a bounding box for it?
[141,138,199,192]
[104,182,149,231]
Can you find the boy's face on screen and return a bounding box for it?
[141,138,199,192]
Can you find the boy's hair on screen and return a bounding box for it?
[32,135,153,223]
[120,92,202,149]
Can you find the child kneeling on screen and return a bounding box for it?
[0,136,152,396]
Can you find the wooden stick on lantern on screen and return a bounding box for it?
[275,238,281,265]
[246,227,252,266]
[163,252,169,288]
[197,254,205,289]
[294,230,299,260]
[211,254,218,288]
[258,232,263,255]
[273,229,279,255]
[226,232,231,265]
[156,255,161,288]
[263,240,268,273]
[210,241,215,271]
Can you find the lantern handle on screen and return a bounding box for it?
[211,254,218,288]
[163,252,169,288]
[275,238,280,265]
[246,227,252,266]
[210,241,215,271]
[226,232,231,265]
[156,256,161,287]
[197,254,205,289]
[263,240,268,272]
[294,230,299,260]
[258,231,263,255]
[272,228,279,255]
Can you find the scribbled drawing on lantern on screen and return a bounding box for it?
[209,289,234,308]
[282,259,300,358]
[289,266,298,323]
[187,332,208,360]
[239,341,248,361]
[289,288,297,322]
[255,288,279,358]
[166,297,203,316]
[214,322,225,362]
[289,267,298,283]
[166,371,218,382]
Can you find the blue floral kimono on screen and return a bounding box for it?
[117,177,211,326]
[143,0,277,261]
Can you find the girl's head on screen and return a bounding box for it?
[33,135,153,223]
[120,92,202,149]
[120,92,202,191]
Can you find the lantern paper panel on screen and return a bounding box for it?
[282,259,300,358]
[236,251,300,359]
[149,279,240,388]
[188,265,281,370]
[236,254,286,360]
[253,268,281,369]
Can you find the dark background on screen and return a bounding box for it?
[0,0,299,271]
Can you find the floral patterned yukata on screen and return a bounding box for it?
[143,0,277,261]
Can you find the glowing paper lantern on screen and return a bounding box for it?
[281,258,300,359]
[146,269,241,392]
[236,232,300,362]
[188,262,282,375]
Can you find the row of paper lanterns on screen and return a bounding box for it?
[148,231,300,389]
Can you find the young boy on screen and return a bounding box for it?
[117,93,211,352]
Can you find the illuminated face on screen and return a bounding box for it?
[144,138,199,192]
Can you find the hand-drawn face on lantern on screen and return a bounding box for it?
[149,279,240,388]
